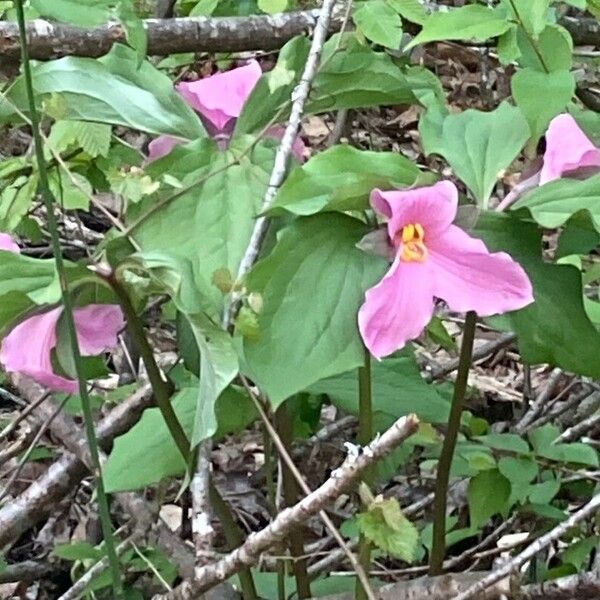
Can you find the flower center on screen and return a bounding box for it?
[399,223,427,262]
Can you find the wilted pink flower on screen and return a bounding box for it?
[358,182,534,359]
[540,114,600,184]
[148,60,305,162]
[0,236,125,393]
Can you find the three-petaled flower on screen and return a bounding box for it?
[358,181,534,359]
[148,60,304,162]
[0,235,124,393]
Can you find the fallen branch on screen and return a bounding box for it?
[152,414,420,600]
[0,10,345,61]
[453,491,600,600]
[0,559,54,583]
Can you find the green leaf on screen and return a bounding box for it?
[117,0,148,65]
[257,0,287,14]
[104,385,257,491]
[269,145,422,216]
[498,456,539,484]
[49,169,93,210]
[528,479,560,504]
[514,172,600,233]
[30,0,113,25]
[476,433,530,454]
[0,173,38,231]
[433,102,529,207]
[309,348,451,427]
[468,469,511,528]
[48,120,112,158]
[474,211,600,378]
[406,5,511,48]
[511,69,575,145]
[1,45,204,139]
[240,214,388,408]
[131,137,274,314]
[236,35,443,135]
[386,0,428,24]
[53,542,103,561]
[561,536,600,570]
[516,24,573,72]
[502,0,551,38]
[356,496,419,561]
[353,1,403,48]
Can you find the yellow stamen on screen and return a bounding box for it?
[399,223,427,262]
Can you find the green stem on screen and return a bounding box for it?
[12,1,122,595]
[107,275,190,461]
[107,276,257,599]
[429,311,477,576]
[355,350,373,600]
[276,403,312,599]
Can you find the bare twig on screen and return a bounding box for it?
[516,368,563,434]
[557,412,600,443]
[0,560,54,583]
[453,492,600,600]
[152,414,419,600]
[224,0,339,328]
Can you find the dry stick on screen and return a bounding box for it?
[0,390,49,442]
[0,382,152,548]
[453,492,600,600]
[515,368,563,434]
[0,560,54,584]
[243,380,377,600]
[557,412,600,443]
[152,414,420,600]
[223,0,339,328]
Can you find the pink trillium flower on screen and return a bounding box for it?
[540,114,600,185]
[358,182,534,359]
[148,60,305,162]
[0,236,125,393]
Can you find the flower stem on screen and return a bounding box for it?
[429,311,477,575]
[13,1,122,594]
[107,276,257,599]
[355,349,373,600]
[276,402,312,599]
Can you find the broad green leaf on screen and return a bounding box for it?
[434,102,529,207]
[257,0,287,13]
[511,69,575,145]
[356,496,419,561]
[477,433,530,454]
[0,45,204,139]
[236,35,443,135]
[48,120,112,158]
[240,214,388,407]
[502,0,551,38]
[386,0,428,24]
[269,145,422,216]
[514,173,600,232]
[104,385,257,491]
[406,5,511,48]
[53,542,103,561]
[474,212,600,378]
[130,137,274,314]
[561,536,600,570]
[49,170,93,210]
[516,24,573,72]
[528,479,560,504]
[31,0,113,25]
[498,456,539,484]
[309,349,451,427]
[353,0,403,48]
[0,173,38,231]
[468,469,511,527]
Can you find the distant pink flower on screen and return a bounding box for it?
[540,114,600,184]
[358,182,534,359]
[0,236,125,393]
[148,60,305,162]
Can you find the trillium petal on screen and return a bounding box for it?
[0,233,19,253]
[176,61,262,133]
[0,305,124,393]
[540,114,600,184]
[370,181,458,240]
[146,135,184,163]
[428,225,534,316]
[74,305,125,355]
[358,258,435,359]
[0,307,75,393]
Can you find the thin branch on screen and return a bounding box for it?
[153,413,420,600]
[223,0,339,328]
[515,368,563,434]
[453,492,600,600]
